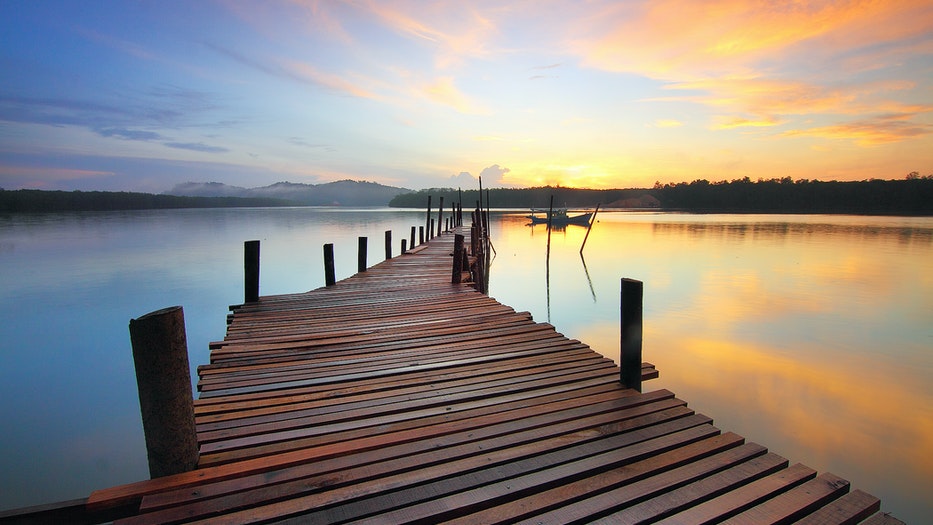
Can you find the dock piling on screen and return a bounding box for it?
[244,240,260,303]
[385,230,392,260]
[358,236,367,273]
[128,306,198,478]
[438,197,444,237]
[620,278,644,392]
[452,233,464,283]
[324,243,336,286]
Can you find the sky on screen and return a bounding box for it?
[1,1,931,192]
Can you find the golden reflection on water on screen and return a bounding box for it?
[487,211,933,521]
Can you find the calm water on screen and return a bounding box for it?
[1,208,930,522]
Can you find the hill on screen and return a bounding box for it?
[167,180,411,206]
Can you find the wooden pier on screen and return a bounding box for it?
[2,227,901,524]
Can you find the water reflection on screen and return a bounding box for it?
[487,211,933,523]
[0,209,930,522]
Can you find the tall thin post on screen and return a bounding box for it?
[244,240,260,303]
[430,219,435,239]
[410,226,416,248]
[425,195,432,241]
[401,239,407,254]
[458,188,463,226]
[437,196,444,237]
[128,306,198,478]
[357,236,367,273]
[452,233,464,283]
[323,243,336,286]
[546,195,554,259]
[385,230,392,260]
[419,226,424,245]
[621,278,644,392]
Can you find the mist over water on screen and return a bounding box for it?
[1,208,930,522]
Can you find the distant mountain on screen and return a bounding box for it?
[166,180,411,206]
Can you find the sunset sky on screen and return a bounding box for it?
[1,1,931,192]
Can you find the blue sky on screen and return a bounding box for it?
[1,1,931,192]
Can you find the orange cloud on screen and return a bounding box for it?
[572,0,933,78]
[782,114,933,145]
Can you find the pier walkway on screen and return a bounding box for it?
[6,229,900,524]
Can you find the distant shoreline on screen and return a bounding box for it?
[3,177,932,216]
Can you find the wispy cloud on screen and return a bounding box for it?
[782,113,932,146]
[654,119,684,128]
[164,142,229,153]
[95,127,164,141]
[283,60,382,99]
[421,76,488,114]
[356,1,498,68]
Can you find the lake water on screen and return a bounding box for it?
[1,208,930,522]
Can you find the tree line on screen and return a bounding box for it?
[390,176,933,215]
[0,189,295,213]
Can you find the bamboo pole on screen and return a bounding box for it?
[579,204,600,254]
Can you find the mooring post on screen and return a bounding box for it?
[385,230,392,260]
[358,236,367,273]
[244,240,260,303]
[430,219,435,240]
[620,278,644,392]
[452,233,464,283]
[128,306,198,478]
[419,226,424,245]
[410,226,416,248]
[323,243,336,286]
[401,239,407,254]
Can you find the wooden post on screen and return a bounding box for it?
[452,233,464,283]
[425,195,432,241]
[621,278,644,392]
[410,226,416,248]
[430,219,435,239]
[419,226,424,245]
[401,239,407,254]
[385,230,392,260]
[323,243,336,286]
[128,306,198,478]
[357,236,367,273]
[437,197,444,237]
[244,240,259,303]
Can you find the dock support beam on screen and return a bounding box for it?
[620,278,644,392]
[244,240,260,303]
[128,306,198,478]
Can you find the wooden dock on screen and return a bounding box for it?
[2,228,901,524]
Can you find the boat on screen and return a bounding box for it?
[526,208,593,226]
